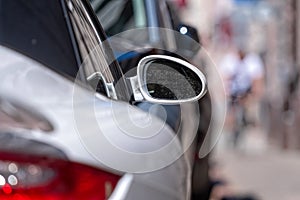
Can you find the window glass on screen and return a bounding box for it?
[0,0,79,78]
[0,0,129,100]
[91,0,178,50]
[67,0,114,83]
[91,0,148,42]
[67,0,130,101]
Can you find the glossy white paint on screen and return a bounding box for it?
[0,46,189,199]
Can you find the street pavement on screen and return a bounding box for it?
[212,127,300,200]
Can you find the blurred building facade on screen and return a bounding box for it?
[180,0,300,149]
[266,0,300,149]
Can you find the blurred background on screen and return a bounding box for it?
[175,0,300,199]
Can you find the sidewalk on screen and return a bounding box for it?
[212,128,300,200]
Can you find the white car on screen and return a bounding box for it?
[0,0,206,199]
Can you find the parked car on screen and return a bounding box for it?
[91,0,213,199]
[90,0,201,72]
[0,0,207,199]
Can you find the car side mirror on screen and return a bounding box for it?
[129,55,207,104]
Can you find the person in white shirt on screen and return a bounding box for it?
[220,47,265,147]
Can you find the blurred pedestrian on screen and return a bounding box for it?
[220,47,264,148]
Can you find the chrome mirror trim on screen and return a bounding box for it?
[134,55,207,104]
[128,76,144,101]
[87,72,118,100]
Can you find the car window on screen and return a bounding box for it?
[0,0,79,78]
[66,0,114,83]
[165,2,181,30]
[91,0,147,34]
[90,0,149,42]
[91,0,177,50]
[0,0,130,101]
[66,0,130,101]
[156,1,176,50]
[0,0,118,84]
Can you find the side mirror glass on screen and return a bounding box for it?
[129,55,207,104]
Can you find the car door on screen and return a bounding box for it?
[0,1,191,199]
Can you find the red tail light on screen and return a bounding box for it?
[0,152,120,200]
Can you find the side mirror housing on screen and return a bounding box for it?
[129,55,207,104]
